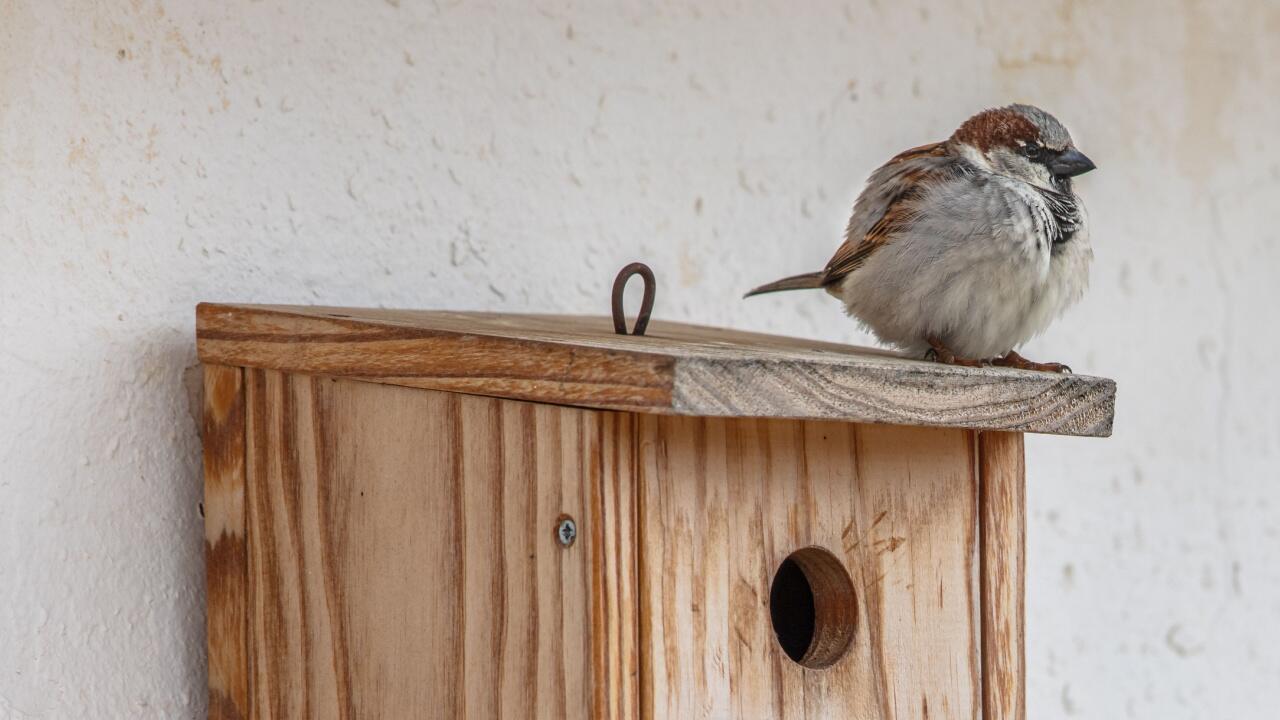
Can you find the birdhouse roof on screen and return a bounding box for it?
[196,303,1115,437]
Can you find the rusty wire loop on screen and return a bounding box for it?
[611,262,656,336]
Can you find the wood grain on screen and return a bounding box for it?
[634,416,981,719]
[201,304,676,413]
[197,303,1116,437]
[203,364,250,720]
[978,432,1027,720]
[242,370,615,718]
[596,412,641,720]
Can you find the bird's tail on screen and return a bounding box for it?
[743,271,825,298]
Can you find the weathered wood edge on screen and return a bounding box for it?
[202,364,250,720]
[196,303,677,413]
[671,357,1115,438]
[978,431,1027,720]
[196,303,1116,438]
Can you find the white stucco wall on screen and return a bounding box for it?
[3,1,1278,717]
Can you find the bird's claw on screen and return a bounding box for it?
[991,350,1072,374]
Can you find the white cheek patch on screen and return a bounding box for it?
[1031,166,1055,189]
[956,143,993,172]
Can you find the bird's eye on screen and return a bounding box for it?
[1022,142,1044,160]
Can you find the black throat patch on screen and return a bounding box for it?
[1038,182,1082,247]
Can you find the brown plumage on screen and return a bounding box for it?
[744,142,953,298]
[951,108,1041,152]
[824,143,950,282]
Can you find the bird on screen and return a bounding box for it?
[745,103,1095,372]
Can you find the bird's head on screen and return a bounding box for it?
[949,104,1095,191]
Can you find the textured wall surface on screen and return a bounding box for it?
[2,1,1278,717]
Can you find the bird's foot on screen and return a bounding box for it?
[925,338,988,368]
[990,349,1072,374]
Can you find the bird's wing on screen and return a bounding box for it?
[821,142,954,286]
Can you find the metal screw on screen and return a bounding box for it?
[555,516,577,548]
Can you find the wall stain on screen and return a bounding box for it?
[1176,0,1244,184]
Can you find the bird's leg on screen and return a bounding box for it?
[990,349,1072,374]
[924,337,988,368]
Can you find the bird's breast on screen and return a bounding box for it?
[998,183,1057,276]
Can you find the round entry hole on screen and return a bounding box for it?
[768,546,856,669]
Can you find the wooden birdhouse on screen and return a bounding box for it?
[198,295,1114,719]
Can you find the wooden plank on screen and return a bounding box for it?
[201,304,676,412]
[595,412,641,720]
[634,417,980,718]
[243,370,606,718]
[196,303,1116,438]
[203,364,250,720]
[978,432,1027,720]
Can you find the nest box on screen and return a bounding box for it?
[198,301,1115,720]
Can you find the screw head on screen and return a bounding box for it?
[555,516,577,548]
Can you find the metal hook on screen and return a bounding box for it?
[611,262,656,336]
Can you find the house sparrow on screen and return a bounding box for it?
[746,104,1095,372]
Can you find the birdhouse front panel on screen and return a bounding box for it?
[633,415,980,719]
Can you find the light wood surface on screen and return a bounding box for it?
[634,416,981,719]
[979,432,1027,720]
[197,303,1115,437]
[203,365,250,720]
[242,370,616,718]
[596,413,642,720]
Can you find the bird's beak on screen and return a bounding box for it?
[1049,148,1096,177]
